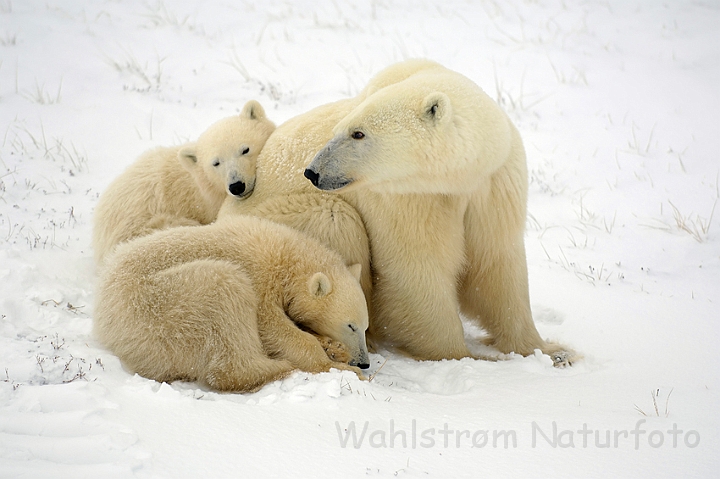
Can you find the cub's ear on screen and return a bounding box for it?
[178,144,199,170]
[242,100,266,121]
[347,263,362,282]
[308,272,333,298]
[422,92,451,125]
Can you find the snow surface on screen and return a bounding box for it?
[1,0,719,477]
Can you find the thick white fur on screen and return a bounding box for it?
[221,60,575,366]
[217,104,373,304]
[93,100,275,265]
[94,216,369,392]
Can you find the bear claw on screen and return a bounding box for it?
[551,351,572,368]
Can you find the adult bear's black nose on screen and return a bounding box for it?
[358,363,370,370]
[228,181,246,196]
[304,168,320,187]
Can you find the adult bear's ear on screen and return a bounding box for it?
[242,100,266,121]
[308,272,333,298]
[347,263,362,283]
[422,92,451,125]
[178,144,198,171]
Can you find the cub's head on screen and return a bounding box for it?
[304,84,455,195]
[179,100,275,199]
[287,263,370,369]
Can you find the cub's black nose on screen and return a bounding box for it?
[358,363,370,370]
[228,181,246,196]
[304,168,320,187]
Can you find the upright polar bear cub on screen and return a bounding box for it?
[94,215,370,393]
[221,60,575,366]
[93,100,275,265]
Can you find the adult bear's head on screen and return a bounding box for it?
[304,64,512,195]
[304,86,454,195]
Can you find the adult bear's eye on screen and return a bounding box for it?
[241,147,250,155]
[212,159,220,167]
[351,131,365,140]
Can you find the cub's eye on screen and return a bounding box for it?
[241,147,250,155]
[351,131,365,140]
[212,159,220,167]
[348,324,358,332]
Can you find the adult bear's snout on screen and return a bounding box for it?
[305,147,354,191]
[304,168,320,187]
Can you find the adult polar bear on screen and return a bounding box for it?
[219,59,573,366]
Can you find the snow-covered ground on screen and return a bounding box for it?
[1,1,718,477]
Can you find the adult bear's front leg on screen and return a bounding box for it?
[370,261,471,361]
[357,193,471,361]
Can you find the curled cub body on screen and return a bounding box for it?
[95,216,369,392]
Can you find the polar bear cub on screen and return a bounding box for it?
[93,100,275,265]
[94,215,370,393]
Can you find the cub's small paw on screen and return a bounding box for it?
[314,335,351,363]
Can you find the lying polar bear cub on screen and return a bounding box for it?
[94,215,370,393]
[93,100,275,265]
